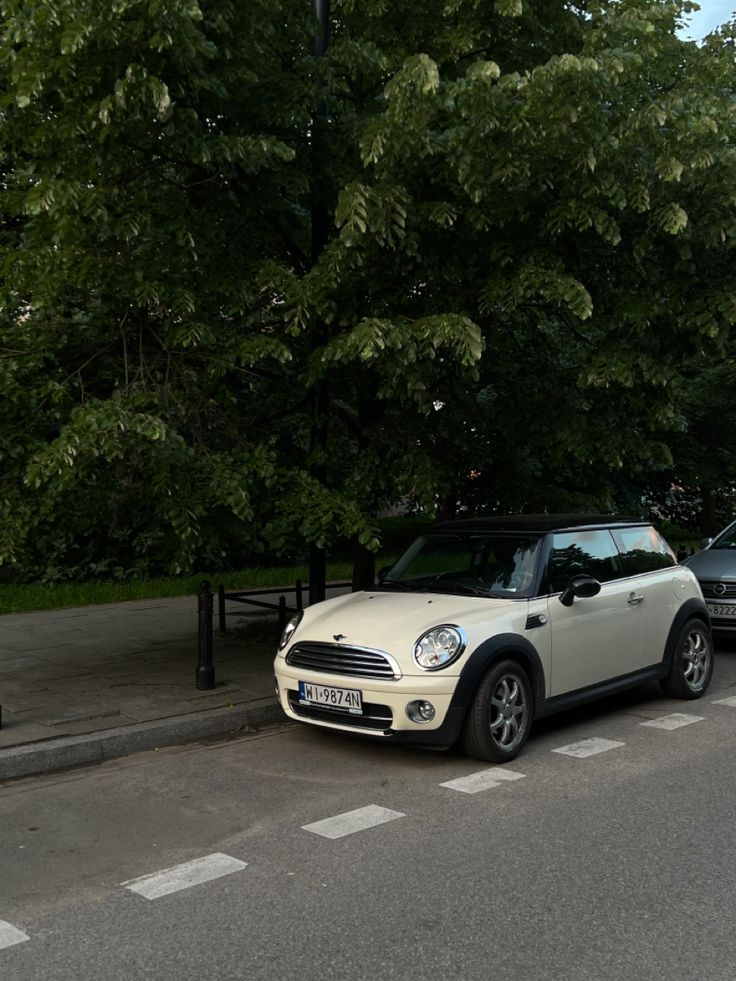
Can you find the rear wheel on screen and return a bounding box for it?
[660,618,713,699]
[461,658,533,763]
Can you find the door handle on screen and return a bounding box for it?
[628,593,644,606]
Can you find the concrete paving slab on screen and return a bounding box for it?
[0,715,57,747]
[0,584,350,779]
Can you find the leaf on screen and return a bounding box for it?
[656,203,689,235]
[496,0,523,15]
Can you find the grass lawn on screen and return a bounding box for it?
[0,562,359,615]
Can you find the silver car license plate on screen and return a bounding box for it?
[298,681,363,714]
[707,603,736,617]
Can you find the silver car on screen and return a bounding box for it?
[683,520,736,633]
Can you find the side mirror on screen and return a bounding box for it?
[377,566,391,583]
[700,537,713,550]
[559,575,602,607]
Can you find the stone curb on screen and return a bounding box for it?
[0,699,286,782]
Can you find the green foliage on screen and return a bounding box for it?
[2,0,736,580]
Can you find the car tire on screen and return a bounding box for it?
[660,618,713,699]
[461,658,533,763]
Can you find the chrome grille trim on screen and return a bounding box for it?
[286,641,401,680]
[700,580,736,598]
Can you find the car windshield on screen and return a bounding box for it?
[381,533,541,598]
[711,524,736,549]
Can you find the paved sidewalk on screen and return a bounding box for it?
[0,587,347,781]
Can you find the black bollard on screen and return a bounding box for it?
[296,578,303,613]
[196,580,216,690]
[278,595,287,633]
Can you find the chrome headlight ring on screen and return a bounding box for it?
[278,611,304,651]
[413,624,467,671]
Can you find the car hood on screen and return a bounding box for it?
[683,550,736,579]
[288,589,521,668]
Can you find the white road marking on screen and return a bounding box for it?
[0,921,29,951]
[712,696,736,708]
[640,713,704,730]
[440,768,526,794]
[552,737,625,758]
[302,805,405,839]
[122,853,248,900]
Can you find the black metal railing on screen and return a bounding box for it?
[195,578,352,691]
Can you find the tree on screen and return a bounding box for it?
[1,0,735,581]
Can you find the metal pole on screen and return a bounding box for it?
[196,580,216,690]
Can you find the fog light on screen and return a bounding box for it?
[406,700,436,724]
[274,676,279,698]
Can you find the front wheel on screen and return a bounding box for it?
[461,659,533,763]
[660,618,713,699]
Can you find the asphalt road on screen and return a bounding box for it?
[3,648,736,981]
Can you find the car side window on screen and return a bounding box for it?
[612,526,676,575]
[547,530,623,593]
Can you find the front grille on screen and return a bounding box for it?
[286,642,400,679]
[709,616,736,628]
[700,580,736,599]
[287,691,393,730]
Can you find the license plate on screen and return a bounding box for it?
[707,603,736,617]
[298,681,363,714]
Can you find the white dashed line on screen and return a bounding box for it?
[301,805,405,839]
[712,696,736,708]
[122,853,248,900]
[640,713,704,730]
[552,737,625,758]
[0,921,29,951]
[440,768,526,794]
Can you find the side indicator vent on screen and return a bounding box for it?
[525,613,548,630]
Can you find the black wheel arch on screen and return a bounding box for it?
[662,598,711,671]
[451,633,546,720]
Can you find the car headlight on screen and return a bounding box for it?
[278,611,303,651]
[413,625,466,671]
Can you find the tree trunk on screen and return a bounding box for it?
[351,542,375,591]
[700,487,717,537]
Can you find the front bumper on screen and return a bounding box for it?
[274,656,462,744]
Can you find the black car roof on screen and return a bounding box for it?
[430,514,648,534]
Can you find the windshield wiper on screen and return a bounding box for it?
[425,583,490,597]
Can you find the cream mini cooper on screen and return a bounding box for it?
[274,516,712,762]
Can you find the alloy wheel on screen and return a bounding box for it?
[489,673,528,751]
[682,627,711,692]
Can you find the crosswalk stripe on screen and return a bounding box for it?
[0,921,29,951]
[122,853,248,900]
[640,713,704,730]
[302,805,405,839]
[440,768,526,794]
[712,696,736,708]
[552,737,625,758]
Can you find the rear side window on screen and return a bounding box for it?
[611,526,676,575]
[547,530,623,593]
